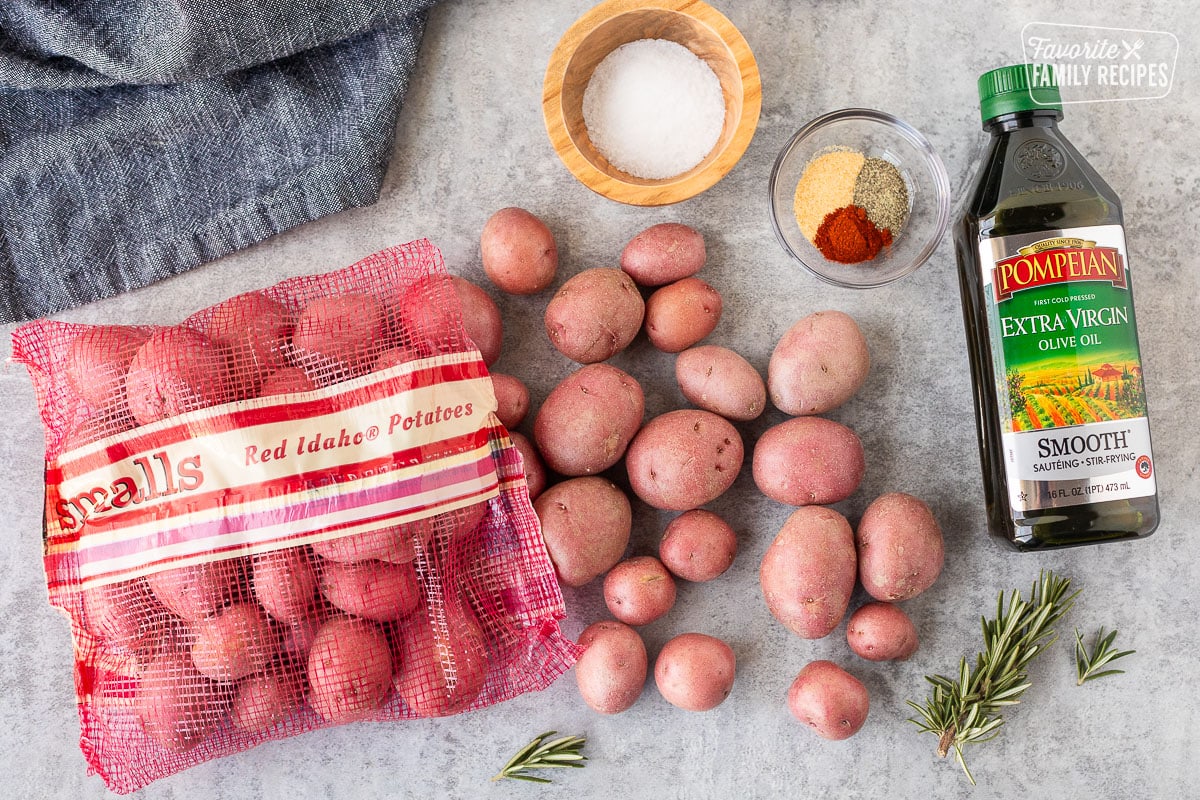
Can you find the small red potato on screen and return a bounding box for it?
[654,632,736,712]
[846,602,919,662]
[625,409,743,511]
[136,647,232,751]
[603,556,677,626]
[490,372,530,429]
[310,521,434,565]
[306,617,394,723]
[544,267,644,363]
[752,417,865,506]
[659,509,737,582]
[768,310,870,415]
[575,621,647,714]
[291,294,386,379]
[760,507,857,639]
[81,578,163,651]
[450,276,503,366]
[480,207,558,295]
[319,558,421,622]
[644,277,723,353]
[126,327,233,425]
[231,666,304,734]
[258,366,316,396]
[393,600,488,716]
[856,492,944,602]
[65,325,149,409]
[510,431,548,501]
[146,560,239,623]
[620,222,706,287]
[787,660,870,740]
[252,548,318,624]
[190,602,277,682]
[674,345,766,422]
[205,292,293,398]
[373,345,421,371]
[533,363,644,476]
[535,477,631,588]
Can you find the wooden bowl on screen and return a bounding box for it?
[543,0,761,206]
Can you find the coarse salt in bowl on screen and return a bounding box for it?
[769,108,951,288]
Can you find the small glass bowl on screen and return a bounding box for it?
[768,108,951,288]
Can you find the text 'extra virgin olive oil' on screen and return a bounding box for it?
[955,65,1159,551]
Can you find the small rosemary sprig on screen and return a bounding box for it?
[1075,627,1134,685]
[907,570,1079,785]
[491,731,587,784]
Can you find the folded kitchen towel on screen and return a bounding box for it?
[0,0,439,323]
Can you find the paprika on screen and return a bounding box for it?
[813,205,892,263]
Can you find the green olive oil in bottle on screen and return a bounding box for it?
[955,64,1159,550]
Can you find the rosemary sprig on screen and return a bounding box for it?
[491,731,587,784]
[1075,627,1134,685]
[907,570,1079,785]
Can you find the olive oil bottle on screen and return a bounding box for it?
[955,64,1159,550]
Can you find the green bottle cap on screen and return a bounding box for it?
[978,64,1063,124]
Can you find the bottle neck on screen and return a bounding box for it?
[984,109,1063,134]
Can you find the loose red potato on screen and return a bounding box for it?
[126,327,233,425]
[760,507,857,639]
[291,294,386,380]
[205,292,293,399]
[450,276,503,366]
[787,660,870,740]
[674,345,766,422]
[535,477,631,588]
[752,417,865,506]
[644,277,723,353]
[490,372,530,429]
[231,666,304,734]
[768,310,870,415]
[319,558,421,622]
[533,363,644,476]
[846,602,919,662]
[136,647,232,751]
[544,268,644,363]
[659,509,737,582]
[65,325,149,409]
[258,366,316,396]
[190,602,277,682]
[252,547,318,624]
[145,560,239,623]
[393,600,488,716]
[481,207,558,295]
[603,556,676,626]
[307,617,393,723]
[575,621,647,714]
[620,223,706,287]
[510,432,548,501]
[81,578,164,651]
[654,632,735,712]
[856,492,944,602]
[625,409,743,511]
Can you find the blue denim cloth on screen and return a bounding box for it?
[0,1,438,322]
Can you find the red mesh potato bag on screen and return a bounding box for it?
[10,240,577,794]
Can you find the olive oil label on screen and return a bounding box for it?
[979,224,1155,512]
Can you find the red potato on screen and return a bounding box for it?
[620,222,706,287]
[449,276,503,366]
[787,660,870,740]
[625,409,743,511]
[856,492,944,602]
[230,666,304,734]
[535,477,631,588]
[81,578,164,651]
[61,407,135,450]
[533,363,644,476]
[390,274,458,358]
[291,294,386,380]
[393,600,489,716]
[65,325,149,409]
[319,558,421,622]
[480,207,558,295]
[659,509,737,582]
[136,647,232,751]
[644,277,723,353]
[575,621,647,714]
[674,345,766,422]
[145,560,239,623]
[310,521,434,565]
[510,431,548,501]
[252,548,318,624]
[190,603,277,682]
[205,292,293,398]
[752,417,865,506]
[126,327,233,425]
[258,366,316,396]
[603,556,677,626]
[760,507,857,639]
[846,602,919,662]
[373,345,421,371]
[654,632,735,712]
[306,617,394,723]
[490,373,530,429]
[544,267,644,363]
[768,310,870,415]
